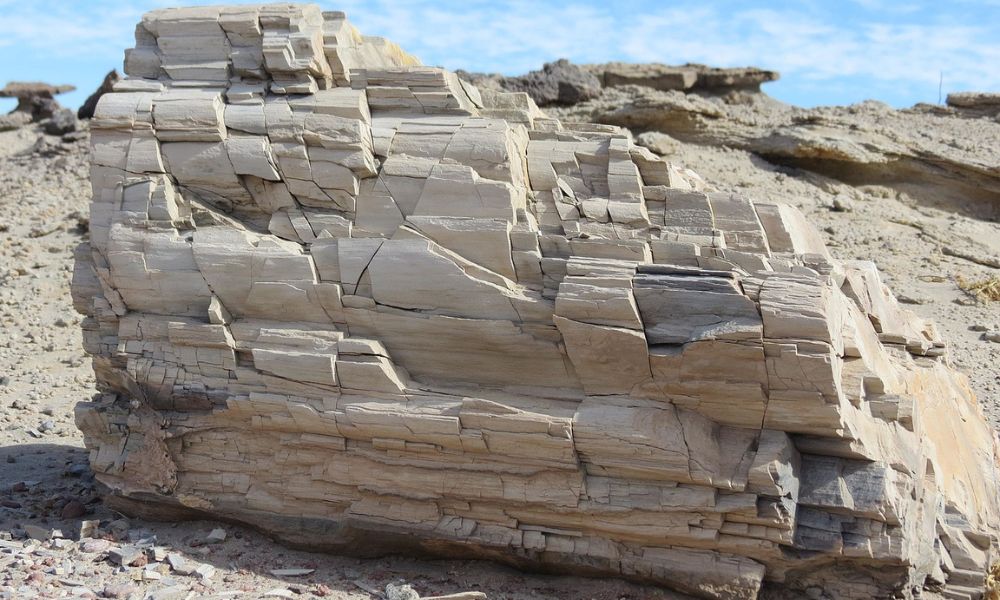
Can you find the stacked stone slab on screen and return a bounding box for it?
[72,5,1000,599]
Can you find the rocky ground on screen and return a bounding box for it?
[0,68,999,599]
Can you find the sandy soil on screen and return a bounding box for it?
[0,114,996,599]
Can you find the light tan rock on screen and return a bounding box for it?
[75,5,1000,600]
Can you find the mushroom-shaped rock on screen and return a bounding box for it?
[1,81,76,119]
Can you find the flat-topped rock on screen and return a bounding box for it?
[1,81,76,121]
[947,91,1000,118]
[0,81,76,100]
[73,5,1000,600]
[585,63,779,93]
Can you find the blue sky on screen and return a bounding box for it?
[2,0,998,111]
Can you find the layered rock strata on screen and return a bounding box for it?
[73,5,1000,599]
[585,63,779,93]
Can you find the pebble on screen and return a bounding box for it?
[831,196,854,212]
[23,524,52,541]
[386,582,420,600]
[107,518,130,540]
[78,519,100,539]
[102,583,137,599]
[108,545,144,567]
[80,538,111,554]
[985,331,1000,343]
[204,527,227,544]
[263,590,296,600]
[195,563,217,581]
[271,568,315,577]
[145,584,189,600]
[165,552,189,573]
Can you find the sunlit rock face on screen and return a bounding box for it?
[72,5,1000,599]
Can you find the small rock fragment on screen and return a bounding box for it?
[108,545,145,567]
[271,568,315,577]
[194,563,216,580]
[79,519,101,539]
[23,524,52,541]
[44,109,78,135]
[81,538,111,553]
[830,196,854,212]
[103,583,137,599]
[204,527,227,544]
[635,131,679,156]
[146,584,190,600]
[165,552,189,573]
[386,582,420,600]
[107,518,130,540]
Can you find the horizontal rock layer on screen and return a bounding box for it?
[73,4,1000,600]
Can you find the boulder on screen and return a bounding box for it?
[74,5,1000,600]
[44,108,78,135]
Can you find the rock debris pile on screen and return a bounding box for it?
[72,4,1000,599]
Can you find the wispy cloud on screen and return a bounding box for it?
[0,0,997,109]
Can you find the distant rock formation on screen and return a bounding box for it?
[586,62,779,93]
[74,5,1000,600]
[548,80,1000,226]
[0,81,78,133]
[459,59,603,106]
[948,92,1000,119]
[460,61,778,108]
[78,70,122,120]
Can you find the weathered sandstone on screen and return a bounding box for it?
[547,70,1000,226]
[73,5,1000,599]
[948,92,1000,119]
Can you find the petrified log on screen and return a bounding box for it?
[72,5,1000,599]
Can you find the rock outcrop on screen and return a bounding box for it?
[0,81,75,119]
[948,92,1000,119]
[548,76,1000,228]
[459,59,603,106]
[1,81,78,134]
[462,61,777,108]
[73,5,1000,600]
[586,63,779,94]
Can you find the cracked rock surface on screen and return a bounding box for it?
[63,4,1000,600]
